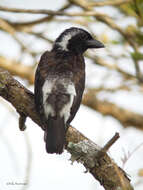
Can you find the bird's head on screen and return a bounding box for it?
[52,27,104,54]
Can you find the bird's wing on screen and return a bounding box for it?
[67,70,85,125]
[34,51,53,127]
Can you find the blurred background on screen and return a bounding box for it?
[0,0,143,189]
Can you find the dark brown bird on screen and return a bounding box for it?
[34,27,104,154]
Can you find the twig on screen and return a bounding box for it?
[121,142,143,168]
[72,0,141,83]
[0,18,36,56]
[19,113,27,131]
[102,132,120,152]
[0,6,134,20]
[26,31,53,43]
[0,5,76,15]
[89,0,132,7]
[96,133,120,159]
[0,5,139,59]
[85,53,136,81]
[0,4,137,50]
[70,0,132,11]
[8,2,71,29]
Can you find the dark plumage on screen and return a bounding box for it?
[34,27,104,154]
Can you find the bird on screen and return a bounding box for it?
[34,27,104,154]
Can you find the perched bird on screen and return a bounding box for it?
[34,27,104,154]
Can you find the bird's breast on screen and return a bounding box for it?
[42,75,76,124]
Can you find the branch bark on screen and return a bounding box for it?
[0,68,133,190]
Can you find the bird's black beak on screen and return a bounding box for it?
[86,39,104,49]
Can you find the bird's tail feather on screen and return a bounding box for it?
[44,116,66,154]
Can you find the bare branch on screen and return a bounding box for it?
[94,133,120,160]
[0,18,36,57]
[85,53,136,81]
[102,132,120,152]
[0,5,138,52]
[1,55,143,131]
[7,2,71,29]
[89,0,133,6]
[83,89,143,130]
[71,0,132,7]
[0,68,133,190]
[72,0,141,83]
[121,142,143,168]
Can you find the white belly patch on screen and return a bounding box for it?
[42,76,76,123]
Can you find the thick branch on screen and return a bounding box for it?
[1,59,143,131]
[0,68,133,190]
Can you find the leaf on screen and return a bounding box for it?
[131,52,143,61]
[119,3,138,17]
[136,31,143,45]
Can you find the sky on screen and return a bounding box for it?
[0,0,143,190]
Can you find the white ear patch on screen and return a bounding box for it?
[57,30,78,51]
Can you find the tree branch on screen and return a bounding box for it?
[70,0,132,11]
[83,89,143,130]
[1,58,143,131]
[0,68,133,190]
[7,2,71,29]
[0,5,99,15]
[0,5,138,54]
[0,56,34,84]
[89,0,132,7]
[85,53,136,81]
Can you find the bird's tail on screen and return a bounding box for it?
[44,116,66,154]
